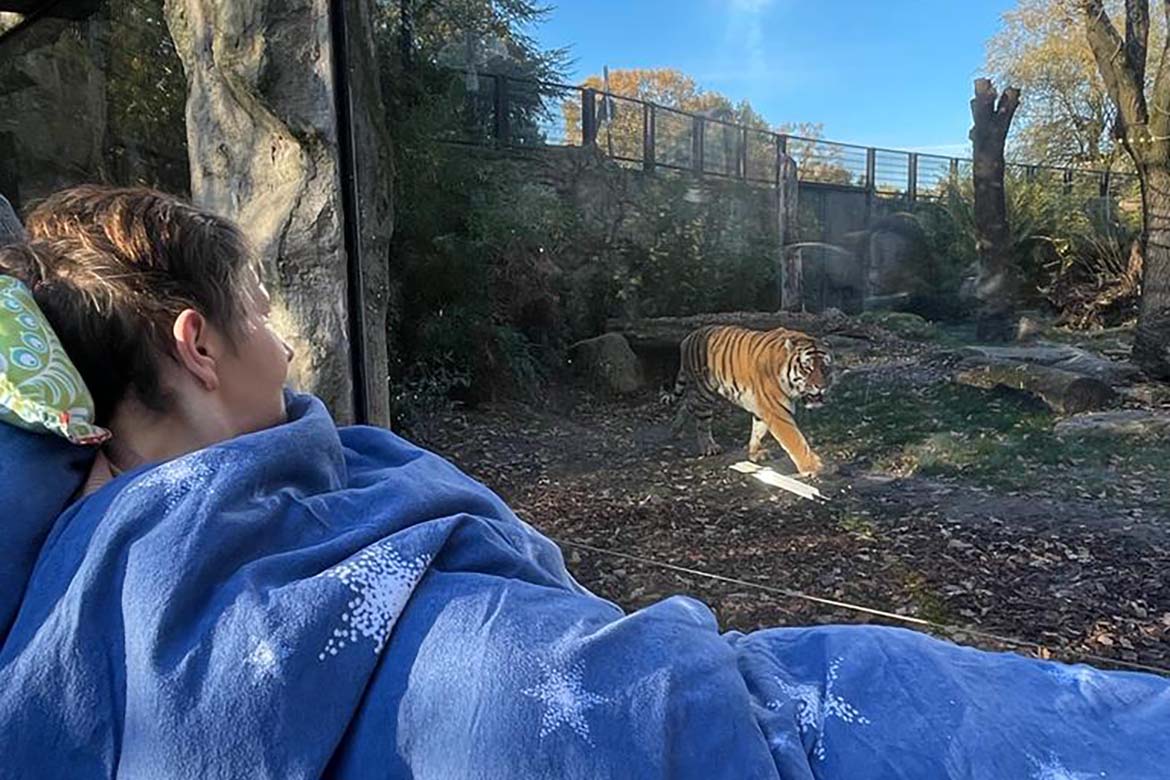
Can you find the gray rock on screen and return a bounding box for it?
[1117,383,1170,407]
[958,343,1141,385]
[1054,410,1170,437]
[570,333,643,395]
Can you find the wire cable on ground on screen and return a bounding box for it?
[555,537,1170,677]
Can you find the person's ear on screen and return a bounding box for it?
[172,308,219,391]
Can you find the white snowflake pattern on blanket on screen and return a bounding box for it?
[521,654,609,745]
[765,656,871,761]
[318,539,431,660]
[125,452,222,511]
[1029,753,1106,780]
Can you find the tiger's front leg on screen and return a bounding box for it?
[761,411,823,476]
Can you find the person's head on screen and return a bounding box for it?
[0,185,293,446]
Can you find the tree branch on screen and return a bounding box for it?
[1125,0,1149,87]
[1149,1,1170,137]
[970,79,1020,144]
[1082,0,1149,129]
[998,86,1022,129]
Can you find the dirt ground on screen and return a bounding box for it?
[413,326,1170,672]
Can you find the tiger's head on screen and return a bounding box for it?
[782,338,833,409]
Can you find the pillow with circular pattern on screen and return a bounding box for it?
[0,274,110,446]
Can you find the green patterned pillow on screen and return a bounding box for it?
[0,275,110,445]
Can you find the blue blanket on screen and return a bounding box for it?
[2,394,1167,779]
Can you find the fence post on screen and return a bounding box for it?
[949,157,959,184]
[642,104,656,172]
[865,147,876,221]
[1100,170,1111,198]
[738,126,748,179]
[692,116,705,174]
[1063,168,1073,196]
[908,152,918,202]
[492,75,509,144]
[582,88,598,146]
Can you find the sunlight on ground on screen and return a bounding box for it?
[729,461,827,502]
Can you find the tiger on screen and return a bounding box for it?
[665,325,833,476]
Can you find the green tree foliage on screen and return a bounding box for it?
[378,0,574,428]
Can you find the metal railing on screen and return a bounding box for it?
[449,71,1140,202]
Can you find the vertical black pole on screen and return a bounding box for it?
[865,147,876,222]
[582,88,597,146]
[493,74,509,144]
[642,104,656,172]
[908,153,918,202]
[739,126,748,179]
[329,0,369,424]
[692,117,704,173]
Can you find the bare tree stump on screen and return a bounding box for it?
[969,78,1021,342]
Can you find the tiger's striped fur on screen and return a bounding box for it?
[667,325,832,475]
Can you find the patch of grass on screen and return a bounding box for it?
[857,311,952,343]
[804,378,1050,467]
[838,513,878,540]
[894,568,955,624]
[804,373,1170,504]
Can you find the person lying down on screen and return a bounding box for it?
[0,185,1167,779]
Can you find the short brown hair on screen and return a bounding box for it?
[0,185,256,423]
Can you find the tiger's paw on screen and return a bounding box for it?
[699,441,724,457]
[747,448,770,464]
[796,455,826,478]
[812,461,840,479]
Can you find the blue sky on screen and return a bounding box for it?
[532,0,1018,157]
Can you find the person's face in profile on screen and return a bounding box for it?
[216,272,296,433]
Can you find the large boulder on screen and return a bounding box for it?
[569,333,643,395]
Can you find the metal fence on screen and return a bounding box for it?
[450,71,1140,203]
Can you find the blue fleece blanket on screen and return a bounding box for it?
[2,394,1167,779]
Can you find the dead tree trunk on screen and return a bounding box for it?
[954,357,1116,414]
[1081,0,1170,378]
[1134,164,1170,376]
[968,78,1021,342]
